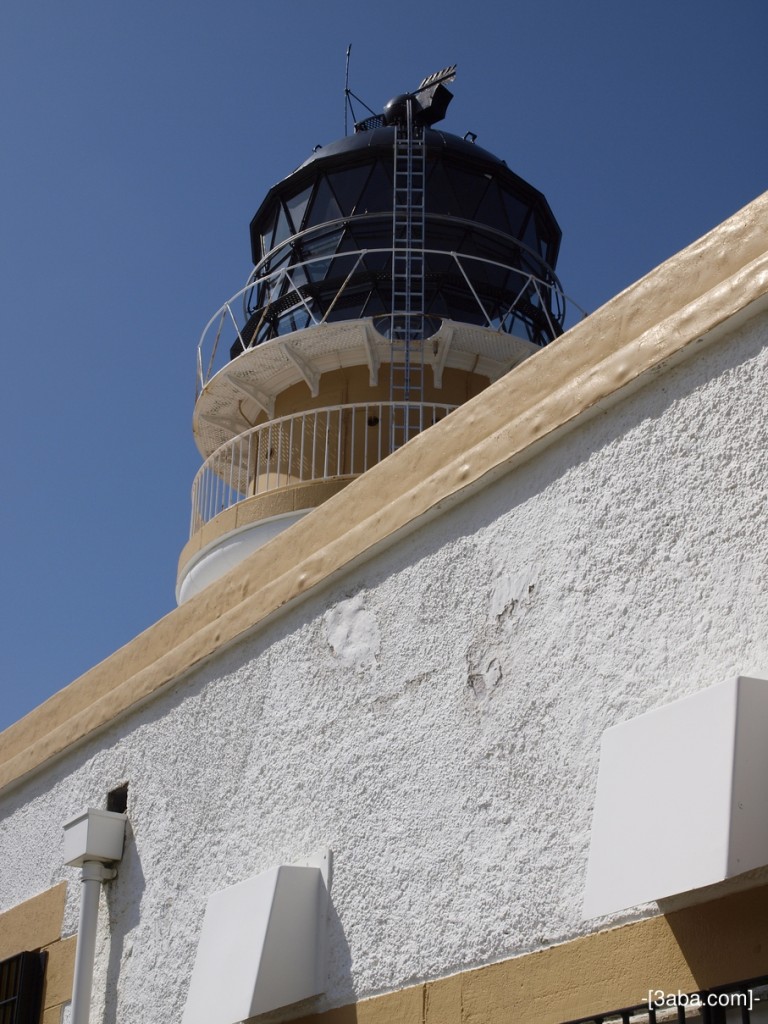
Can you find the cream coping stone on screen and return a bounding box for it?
[1,192,766,794]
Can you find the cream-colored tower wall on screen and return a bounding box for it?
[178,364,489,598]
[0,294,766,1022]
[269,363,489,420]
[179,350,496,600]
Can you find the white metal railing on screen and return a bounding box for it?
[190,401,457,536]
[196,239,587,394]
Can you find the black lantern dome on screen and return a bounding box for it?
[238,107,564,355]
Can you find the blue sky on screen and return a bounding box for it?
[1,0,765,732]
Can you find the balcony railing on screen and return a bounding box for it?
[190,401,457,536]
[196,231,587,393]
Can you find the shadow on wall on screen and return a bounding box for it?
[242,894,354,1024]
[660,877,768,991]
[102,817,145,1024]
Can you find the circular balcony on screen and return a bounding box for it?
[189,400,457,536]
[178,400,457,602]
[196,232,586,395]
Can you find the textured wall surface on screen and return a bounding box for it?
[0,309,766,1023]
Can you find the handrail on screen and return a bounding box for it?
[252,212,561,284]
[190,401,457,536]
[196,244,587,394]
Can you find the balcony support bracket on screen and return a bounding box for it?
[363,324,381,387]
[431,327,454,389]
[280,343,321,397]
[228,377,276,419]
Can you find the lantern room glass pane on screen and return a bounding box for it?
[286,186,313,234]
[306,176,342,227]
[303,226,343,258]
[426,160,461,216]
[302,226,343,284]
[501,190,529,236]
[425,218,472,255]
[474,181,510,233]
[522,212,539,256]
[356,160,392,213]
[260,244,291,279]
[273,205,292,248]
[442,166,491,220]
[328,164,373,216]
[259,206,277,260]
[347,217,390,251]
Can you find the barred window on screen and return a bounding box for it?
[0,952,46,1024]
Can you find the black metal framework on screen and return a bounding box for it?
[0,952,46,1024]
[237,126,565,356]
[561,974,768,1023]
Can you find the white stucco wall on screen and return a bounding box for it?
[1,307,767,1023]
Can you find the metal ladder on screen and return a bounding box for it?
[389,98,426,450]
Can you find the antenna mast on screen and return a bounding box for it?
[343,45,379,132]
[344,44,352,136]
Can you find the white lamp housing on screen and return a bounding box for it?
[182,848,331,1024]
[64,808,127,867]
[583,675,768,918]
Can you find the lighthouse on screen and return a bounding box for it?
[3,54,768,1024]
[177,68,571,602]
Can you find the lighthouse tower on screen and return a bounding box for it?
[177,68,570,602]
